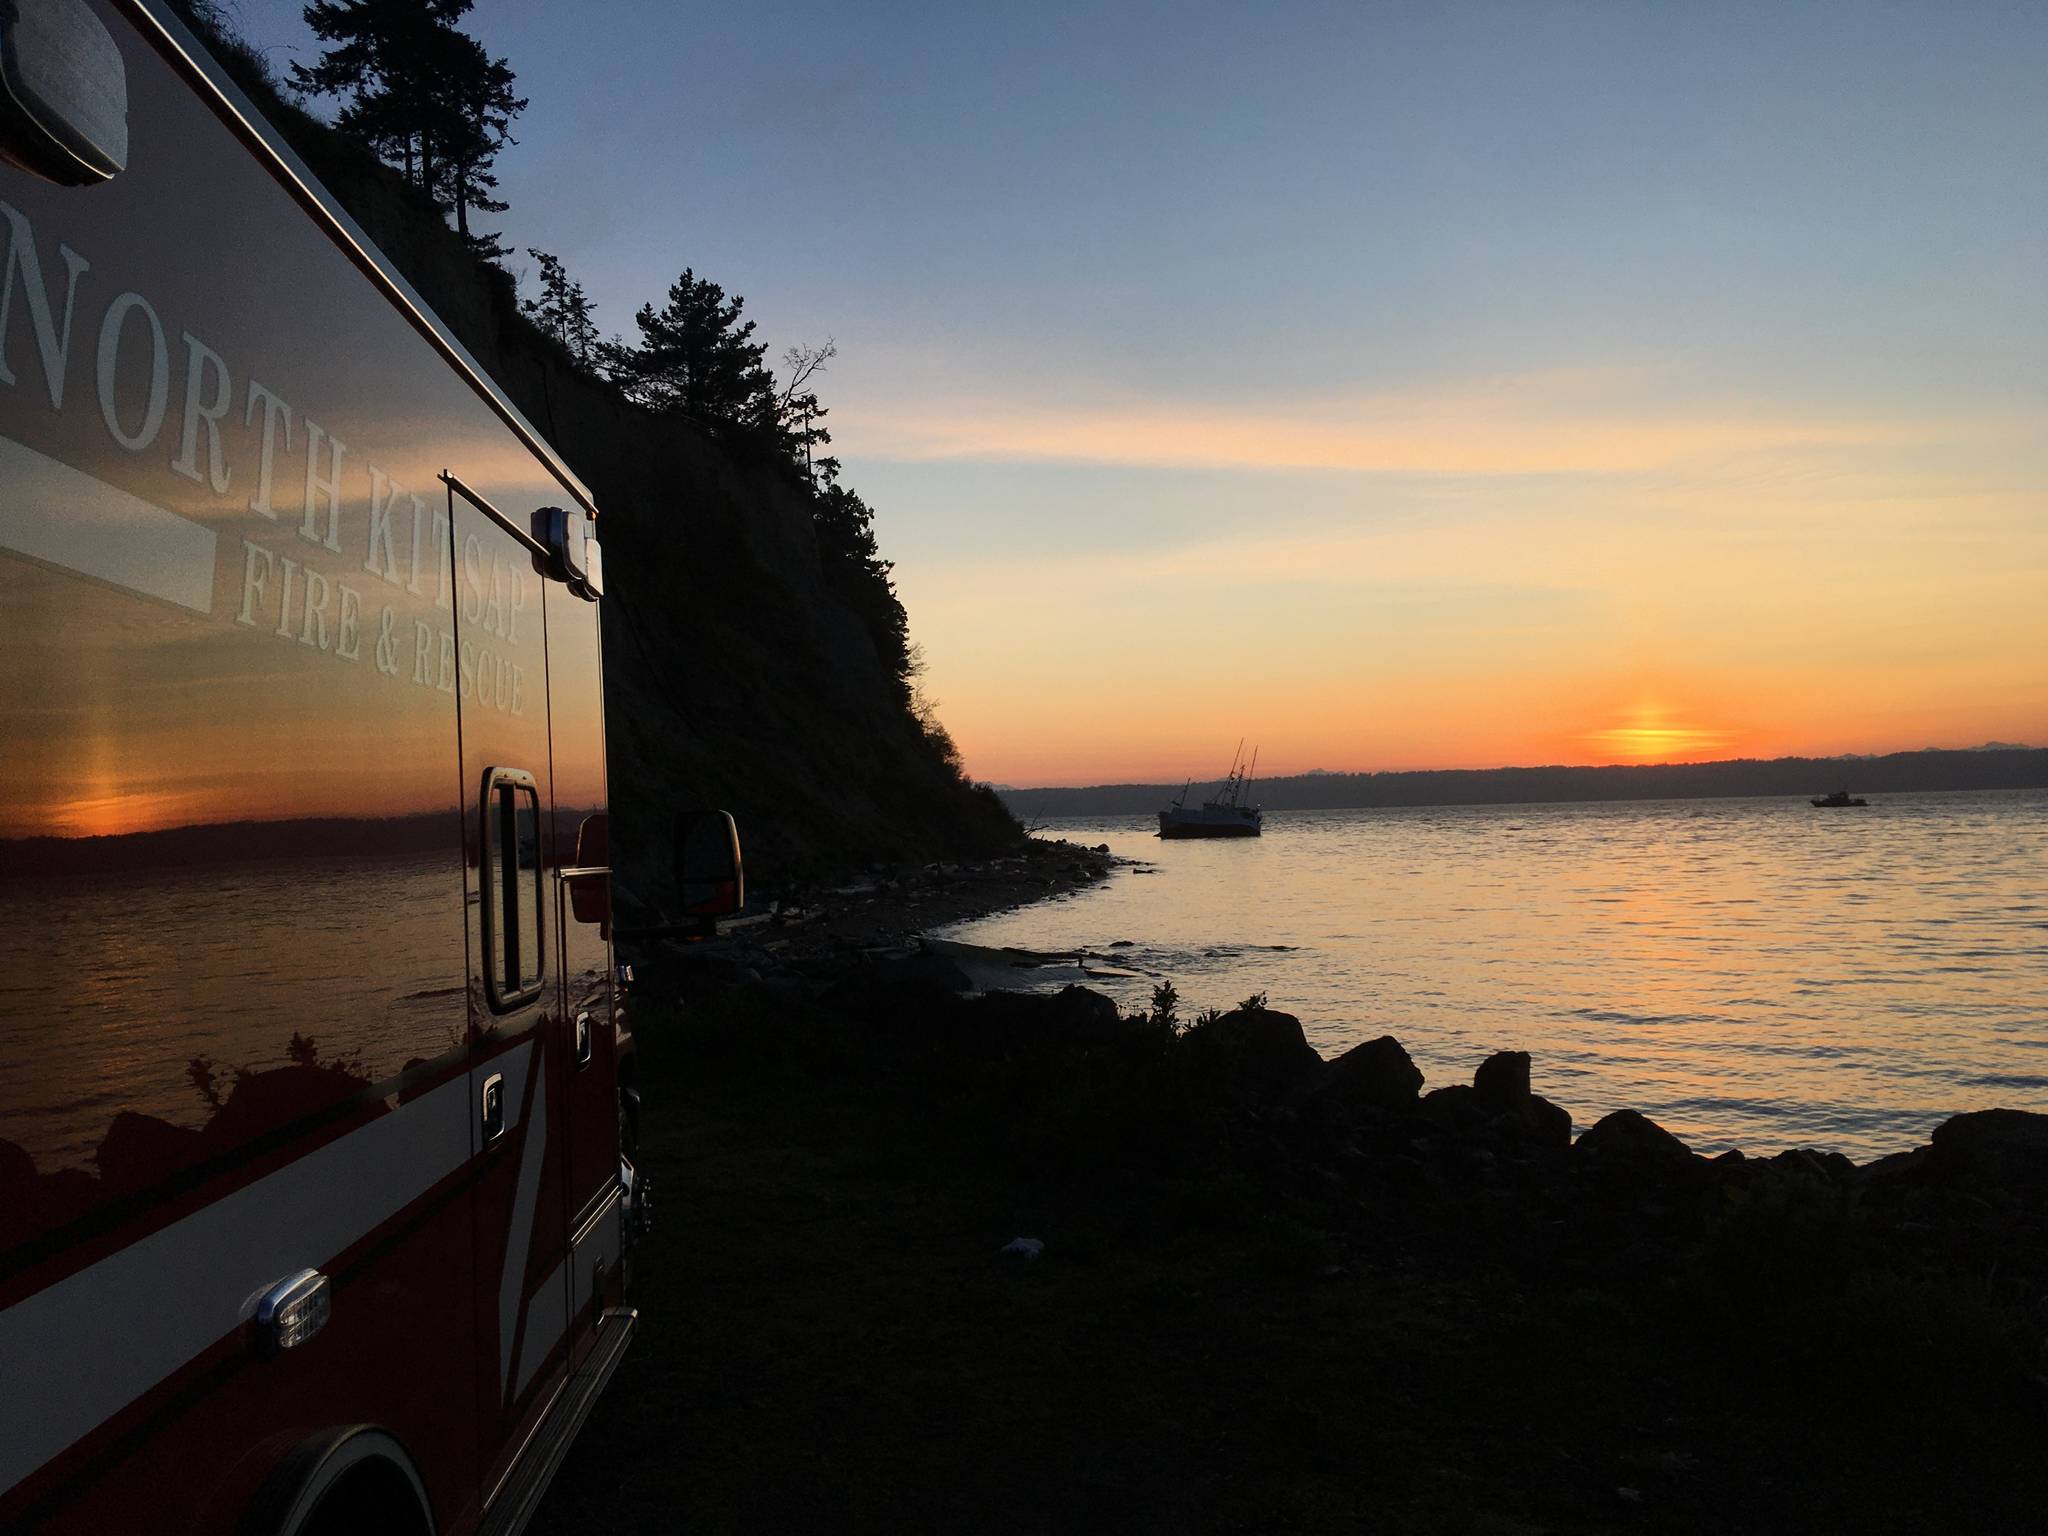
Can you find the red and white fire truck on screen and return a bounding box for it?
[0,3,714,1530]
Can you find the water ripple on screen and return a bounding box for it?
[946,789,2048,1159]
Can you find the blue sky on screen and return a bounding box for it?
[227,0,2048,783]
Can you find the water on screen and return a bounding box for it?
[0,857,471,1177]
[942,790,2048,1159]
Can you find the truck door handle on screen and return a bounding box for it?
[481,1072,506,1144]
[574,1011,594,1068]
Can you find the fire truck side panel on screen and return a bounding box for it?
[445,485,575,1495]
[542,582,621,1296]
[0,3,617,1531]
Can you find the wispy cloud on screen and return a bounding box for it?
[839,369,2030,477]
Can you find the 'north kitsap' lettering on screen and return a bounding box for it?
[0,197,542,715]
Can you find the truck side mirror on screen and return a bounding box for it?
[567,813,610,929]
[674,810,743,922]
[0,0,128,186]
[531,506,603,601]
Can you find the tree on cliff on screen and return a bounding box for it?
[775,340,839,487]
[427,31,525,259]
[812,484,911,682]
[604,286,910,682]
[603,269,778,426]
[525,249,600,364]
[293,0,525,259]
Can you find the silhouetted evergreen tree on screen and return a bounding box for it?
[603,269,777,426]
[812,484,910,681]
[294,1,453,187]
[428,29,524,258]
[524,249,599,364]
[293,0,524,260]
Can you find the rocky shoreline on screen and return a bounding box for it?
[571,843,2047,1533]
[661,957,2047,1292]
[643,838,2046,1253]
[631,835,1117,974]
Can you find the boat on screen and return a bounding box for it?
[1810,789,1869,808]
[1159,743,1263,838]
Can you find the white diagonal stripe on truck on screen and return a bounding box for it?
[497,1044,547,1402]
[0,433,216,613]
[0,1067,485,1497]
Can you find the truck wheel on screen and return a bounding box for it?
[299,1463,432,1536]
[247,1427,433,1536]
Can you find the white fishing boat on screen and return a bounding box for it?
[1158,744,1263,838]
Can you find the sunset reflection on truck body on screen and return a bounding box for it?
[0,5,633,1532]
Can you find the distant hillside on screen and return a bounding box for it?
[1002,748,2048,819]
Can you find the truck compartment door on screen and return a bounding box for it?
[444,475,570,1497]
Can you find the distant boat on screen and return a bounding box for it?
[1159,743,1263,838]
[1810,789,1869,808]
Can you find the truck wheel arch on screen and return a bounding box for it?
[240,1425,435,1536]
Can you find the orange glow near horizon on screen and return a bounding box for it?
[1579,704,1739,764]
[891,510,2048,789]
[872,375,2048,790]
[943,707,2041,791]
[930,644,2048,786]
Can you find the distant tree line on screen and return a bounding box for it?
[275,0,918,696]
[999,748,2048,818]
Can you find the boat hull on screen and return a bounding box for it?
[1157,811,1262,838]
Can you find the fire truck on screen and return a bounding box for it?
[0,2,726,1530]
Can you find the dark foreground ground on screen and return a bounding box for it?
[533,894,2045,1535]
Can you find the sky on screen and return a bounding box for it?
[229,0,2048,786]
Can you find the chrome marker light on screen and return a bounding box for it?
[252,1269,331,1355]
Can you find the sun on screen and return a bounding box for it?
[1582,703,1736,763]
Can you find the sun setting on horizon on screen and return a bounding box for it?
[1580,706,1739,764]
[886,449,2048,787]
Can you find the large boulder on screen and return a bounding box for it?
[95,1111,207,1193]
[1768,1147,1858,1183]
[1199,1006,1327,1093]
[1574,1109,1700,1176]
[863,948,977,998]
[0,1138,33,1188]
[976,984,1124,1042]
[1472,1050,1531,1110]
[1417,1082,1483,1129]
[1464,1050,1571,1151]
[1854,1145,1927,1188]
[1927,1108,2048,1193]
[204,1064,374,1148]
[1517,1094,1573,1152]
[1323,1035,1423,1109]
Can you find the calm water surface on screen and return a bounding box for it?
[944,791,2048,1159]
[0,858,470,1174]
